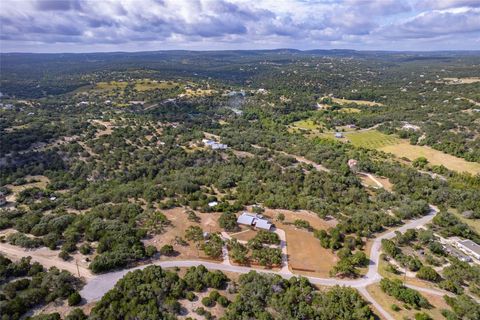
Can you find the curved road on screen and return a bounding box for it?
[80,206,440,320]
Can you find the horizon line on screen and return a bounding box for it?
[2,48,480,55]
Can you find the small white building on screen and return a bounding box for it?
[457,239,480,260]
[208,201,218,208]
[335,132,344,138]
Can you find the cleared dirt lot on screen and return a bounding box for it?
[367,283,450,320]
[0,236,92,279]
[331,97,384,106]
[143,207,224,261]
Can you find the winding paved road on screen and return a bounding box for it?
[79,206,440,320]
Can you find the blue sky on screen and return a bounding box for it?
[1,0,479,52]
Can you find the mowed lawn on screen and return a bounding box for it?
[344,130,401,149]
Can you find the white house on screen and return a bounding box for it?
[236,212,273,231]
[202,139,228,150]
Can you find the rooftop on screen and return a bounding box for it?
[459,239,480,255]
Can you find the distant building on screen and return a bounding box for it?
[335,132,344,138]
[347,159,358,171]
[202,139,228,150]
[237,212,273,231]
[402,123,420,131]
[457,239,480,260]
[443,244,472,262]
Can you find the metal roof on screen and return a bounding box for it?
[255,219,272,230]
[459,239,480,255]
[237,213,256,225]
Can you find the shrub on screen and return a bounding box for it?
[219,212,238,231]
[79,243,92,255]
[202,296,215,307]
[145,245,157,257]
[415,312,432,320]
[391,304,401,311]
[68,292,82,306]
[65,308,87,320]
[416,266,440,282]
[294,219,311,230]
[209,290,220,301]
[160,244,175,256]
[217,295,230,307]
[186,291,196,301]
[59,250,71,261]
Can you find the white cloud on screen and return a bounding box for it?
[0,0,479,51]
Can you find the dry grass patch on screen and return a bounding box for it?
[183,88,217,97]
[262,208,338,277]
[95,81,128,91]
[230,228,257,242]
[366,283,450,320]
[5,175,50,203]
[450,208,480,234]
[284,227,338,277]
[443,77,480,84]
[380,142,480,175]
[135,80,180,91]
[331,97,383,106]
[338,107,361,113]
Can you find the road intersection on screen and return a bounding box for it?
[79,205,442,320]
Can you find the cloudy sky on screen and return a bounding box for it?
[1,0,479,52]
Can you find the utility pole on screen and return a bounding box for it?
[76,259,81,278]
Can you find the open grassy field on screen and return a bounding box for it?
[380,142,480,175]
[450,209,480,234]
[344,130,401,148]
[290,119,321,130]
[95,81,128,91]
[338,107,361,113]
[134,80,179,91]
[367,283,450,320]
[312,128,480,175]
